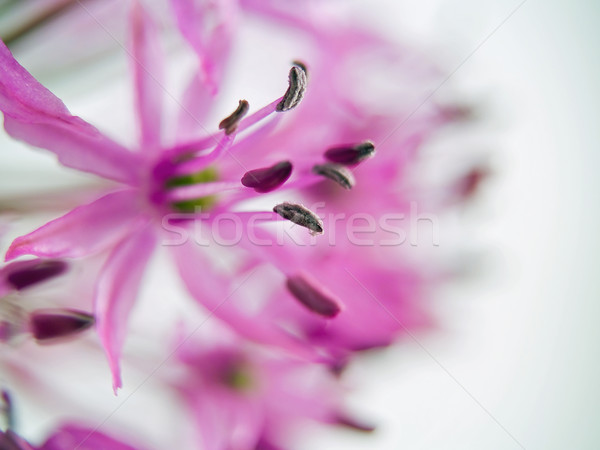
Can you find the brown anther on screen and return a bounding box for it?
[219,100,249,135]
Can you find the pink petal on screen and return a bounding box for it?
[170,0,237,139]
[171,240,317,359]
[41,424,138,450]
[170,0,237,91]
[0,40,142,184]
[6,190,143,261]
[129,0,164,152]
[95,223,156,393]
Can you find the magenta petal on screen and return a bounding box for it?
[129,1,164,151]
[0,41,142,184]
[6,190,143,261]
[41,424,137,450]
[94,223,156,393]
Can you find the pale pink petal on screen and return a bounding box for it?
[170,0,237,139]
[0,40,142,184]
[129,0,164,152]
[95,222,156,393]
[41,423,138,450]
[6,190,143,261]
[171,239,317,359]
[170,0,237,95]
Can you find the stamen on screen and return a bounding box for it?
[219,100,249,135]
[29,309,94,343]
[273,202,323,235]
[286,272,343,318]
[241,161,293,193]
[6,260,67,291]
[324,141,376,165]
[312,163,355,190]
[276,64,308,112]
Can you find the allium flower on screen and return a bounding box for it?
[0,0,467,410]
[0,2,318,391]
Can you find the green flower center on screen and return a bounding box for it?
[166,167,219,213]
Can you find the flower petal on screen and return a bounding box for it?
[171,239,318,359]
[170,0,237,95]
[129,0,164,152]
[0,40,142,184]
[6,189,143,261]
[95,222,156,393]
[40,424,137,450]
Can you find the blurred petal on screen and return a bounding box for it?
[41,424,138,450]
[172,239,317,359]
[0,40,142,184]
[170,0,237,94]
[6,190,143,261]
[95,223,156,393]
[129,0,164,151]
[170,0,237,139]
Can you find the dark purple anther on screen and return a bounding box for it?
[324,141,375,166]
[286,273,343,318]
[241,161,293,193]
[6,260,68,291]
[29,309,94,342]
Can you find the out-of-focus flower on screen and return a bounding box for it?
[0,389,139,449]
[0,14,474,450]
[0,424,138,450]
[168,326,370,450]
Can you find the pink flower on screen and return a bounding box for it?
[169,327,370,450]
[0,0,464,393]
[0,1,317,392]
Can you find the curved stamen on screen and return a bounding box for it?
[276,64,308,112]
[312,163,355,190]
[170,133,235,177]
[273,202,323,235]
[241,161,293,193]
[324,141,376,165]
[286,272,343,317]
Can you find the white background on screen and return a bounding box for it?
[302,0,600,449]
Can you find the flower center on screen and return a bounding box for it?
[164,166,219,213]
